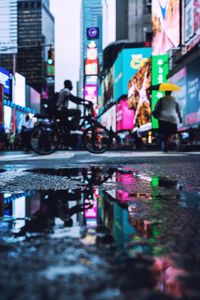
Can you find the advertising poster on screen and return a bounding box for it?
[30,87,41,113]
[151,54,169,129]
[98,82,103,116]
[4,106,12,132]
[127,59,152,131]
[0,66,10,97]
[102,68,114,107]
[152,0,180,55]
[169,68,187,129]
[100,105,116,132]
[185,57,200,126]
[16,111,25,131]
[13,73,26,107]
[0,84,3,125]
[85,58,98,75]
[84,84,98,105]
[184,0,200,52]
[84,200,97,219]
[116,98,134,131]
[114,48,152,102]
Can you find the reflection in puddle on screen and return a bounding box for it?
[1,166,200,298]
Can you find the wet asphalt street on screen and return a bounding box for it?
[0,150,200,300]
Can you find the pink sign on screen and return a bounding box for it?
[116,172,136,201]
[84,200,97,219]
[84,84,98,105]
[116,98,134,131]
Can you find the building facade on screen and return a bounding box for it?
[79,0,103,97]
[0,0,18,72]
[17,0,54,98]
[0,0,54,100]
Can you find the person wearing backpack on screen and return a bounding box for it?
[154,91,182,152]
[56,79,85,130]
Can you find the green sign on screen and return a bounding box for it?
[151,54,168,129]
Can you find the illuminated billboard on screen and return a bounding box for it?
[4,105,12,132]
[185,56,200,126]
[84,84,98,105]
[151,54,169,129]
[152,0,180,55]
[85,41,98,75]
[85,59,98,75]
[100,105,116,132]
[13,73,26,107]
[183,0,200,53]
[0,66,10,96]
[87,27,99,39]
[85,76,98,85]
[116,98,134,131]
[102,67,114,107]
[114,47,152,102]
[0,84,3,124]
[127,59,152,131]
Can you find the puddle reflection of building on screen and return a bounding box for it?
[0,190,94,237]
[98,169,160,249]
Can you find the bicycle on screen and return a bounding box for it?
[30,100,112,155]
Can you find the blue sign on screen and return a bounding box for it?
[114,48,152,102]
[0,66,10,96]
[87,27,99,39]
[186,56,200,126]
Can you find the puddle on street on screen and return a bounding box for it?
[1,166,200,298]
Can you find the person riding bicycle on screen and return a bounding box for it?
[56,79,88,130]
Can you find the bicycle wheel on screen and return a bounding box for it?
[82,125,112,154]
[30,125,58,155]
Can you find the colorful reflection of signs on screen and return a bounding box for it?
[152,0,180,55]
[185,57,200,126]
[84,84,98,105]
[169,68,187,129]
[184,0,200,53]
[151,54,169,129]
[114,48,152,102]
[84,200,97,219]
[116,98,134,131]
[127,59,152,130]
[116,172,136,201]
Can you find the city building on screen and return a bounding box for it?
[0,0,18,72]
[99,0,152,149]
[102,0,116,50]
[128,0,152,43]
[0,0,55,102]
[17,0,54,99]
[167,0,200,145]
[79,0,103,98]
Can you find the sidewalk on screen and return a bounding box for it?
[0,150,199,162]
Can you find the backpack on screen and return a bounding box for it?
[47,92,59,116]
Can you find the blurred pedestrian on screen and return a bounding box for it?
[154,91,182,152]
[9,131,16,150]
[0,124,6,150]
[21,114,34,151]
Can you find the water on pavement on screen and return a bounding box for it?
[1,166,200,299]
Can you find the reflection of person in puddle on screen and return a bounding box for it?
[14,191,94,237]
